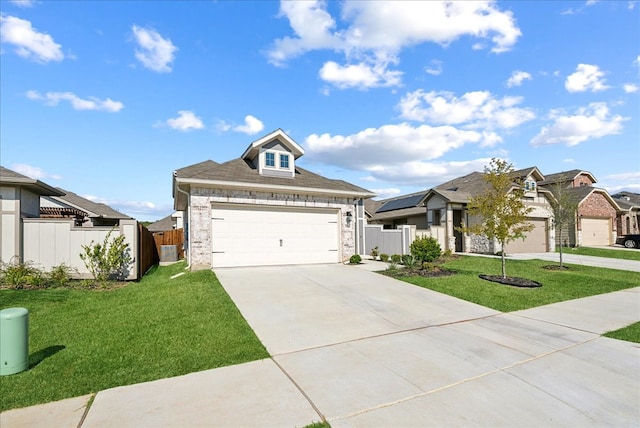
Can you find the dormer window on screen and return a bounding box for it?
[524,180,536,191]
[265,152,275,167]
[280,154,289,169]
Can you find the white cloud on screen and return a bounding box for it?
[565,63,609,92]
[370,188,401,199]
[506,70,532,87]
[601,171,640,194]
[131,25,177,73]
[563,158,576,163]
[268,1,521,89]
[165,110,204,131]
[424,59,443,76]
[623,83,639,93]
[233,115,264,135]
[368,158,492,185]
[531,102,627,146]
[26,90,124,112]
[11,163,61,180]
[305,123,491,185]
[0,15,63,63]
[10,0,37,7]
[398,89,535,132]
[319,61,402,89]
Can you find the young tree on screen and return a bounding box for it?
[547,177,580,268]
[461,158,534,278]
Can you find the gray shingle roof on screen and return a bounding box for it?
[540,169,596,185]
[612,191,640,208]
[146,214,176,232]
[0,166,64,196]
[53,188,132,219]
[175,158,373,195]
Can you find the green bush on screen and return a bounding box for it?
[410,236,442,266]
[402,254,417,269]
[80,229,133,285]
[391,254,402,264]
[380,253,389,262]
[0,258,43,289]
[48,263,77,288]
[349,254,362,264]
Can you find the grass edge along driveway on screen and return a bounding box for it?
[0,261,268,412]
[396,256,640,313]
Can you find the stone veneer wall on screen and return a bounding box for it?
[187,187,356,269]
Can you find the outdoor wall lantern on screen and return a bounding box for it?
[346,211,353,227]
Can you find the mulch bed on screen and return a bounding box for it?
[542,265,570,271]
[479,274,542,288]
[383,267,456,278]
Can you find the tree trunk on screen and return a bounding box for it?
[501,242,507,278]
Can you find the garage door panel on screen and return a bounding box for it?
[212,204,340,268]
[504,218,547,254]
[581,218,610,246]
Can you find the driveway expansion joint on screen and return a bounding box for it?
[270,357,326,424]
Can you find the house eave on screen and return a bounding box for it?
[241,129,305,161]
[175,177,376,199]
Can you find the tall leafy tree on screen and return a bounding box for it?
[461,158,534,278]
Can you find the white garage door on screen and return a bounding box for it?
[211,204,340,268]
[581,218,611,246]
[504,218,547,254]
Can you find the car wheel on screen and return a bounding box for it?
[624,239,637,248]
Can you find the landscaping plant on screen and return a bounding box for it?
[80,229,133,285]
[458,158,534,279]
[410,236,442,267]
[349,254,362,264]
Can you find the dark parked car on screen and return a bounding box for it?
[616,234,640,248]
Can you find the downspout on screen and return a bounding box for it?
[174,176,191,269]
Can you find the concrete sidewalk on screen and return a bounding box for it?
[507,251,640,271]
[2,265,638,427]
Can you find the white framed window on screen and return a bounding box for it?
[265,152,275,167]
[280,154,289,169]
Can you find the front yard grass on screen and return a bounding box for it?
[558,246,640,261]
[0,261,268,412]
[604,322,640,343]
[396,256,640,312]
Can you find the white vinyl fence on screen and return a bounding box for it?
[22,218,138,280]
[363,225,415,256]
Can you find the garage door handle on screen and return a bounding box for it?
[280,239,283,247]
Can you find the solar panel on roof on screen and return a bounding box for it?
[376,193,426,213]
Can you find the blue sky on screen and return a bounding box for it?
[1,0,638,221]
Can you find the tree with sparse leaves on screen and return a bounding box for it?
[460,158,534,278]
[547,177,580,268]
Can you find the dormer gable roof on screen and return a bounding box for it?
[540,169,597,185]
[241,129,304,161]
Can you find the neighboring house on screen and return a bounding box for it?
[611,191,640,236]
[40,188,132,226]
[173,129,375,269]
[367,191,429,229]
[424,167,554,254]
[147,213,177,233]
[539,170,620,247]
[0,166,64,263]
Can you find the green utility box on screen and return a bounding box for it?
[0,307,29,376]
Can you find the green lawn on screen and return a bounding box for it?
[397,256,640,312]
[604,322,640,343]
[0,261,268,411]
[557,246,640,261]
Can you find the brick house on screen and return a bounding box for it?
[612,191,640,236]
[540,170,621,247]
[172,129,374,269]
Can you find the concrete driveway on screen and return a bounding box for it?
[216,263,640,426]
[4,262,638,427]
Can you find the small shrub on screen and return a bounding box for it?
[0,258,43,289]
[48,263,77,288]
[410,236,442,266]
[391,254,402,264]
[402,254,417,269]
[442,249,453,258]
[370,246,379,259]
[380,253,389,262]
[387,260,398,271]
[349,254,362,264]
[80,229,133,285]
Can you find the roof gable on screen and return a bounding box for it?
[0,166,64,196]
[241,129,304,161]
[540,169,596,185]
